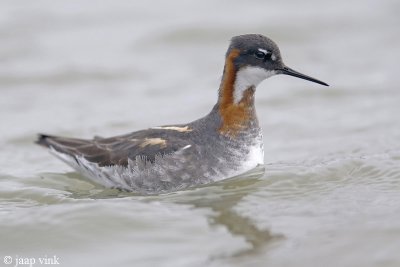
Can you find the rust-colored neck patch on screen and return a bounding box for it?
[218,49,256,137]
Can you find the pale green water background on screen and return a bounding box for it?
[1,0,400,266]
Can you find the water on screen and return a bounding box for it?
[1,0,400,266]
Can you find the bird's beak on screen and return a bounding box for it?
[277,66,329,86]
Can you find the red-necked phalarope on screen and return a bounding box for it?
[36,34,328,194]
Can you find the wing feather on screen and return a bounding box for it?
[36,127,193,167]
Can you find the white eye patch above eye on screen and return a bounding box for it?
[257,48,276,61]
[257,48,268,54]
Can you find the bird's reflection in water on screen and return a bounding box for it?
[60,165,283,259]
[162,165,283,258]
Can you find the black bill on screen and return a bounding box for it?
[278,66,329,86]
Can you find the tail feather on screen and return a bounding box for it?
[35,133,98,158]
[35,134,53,147]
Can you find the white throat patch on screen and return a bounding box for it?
[233,66,275,103]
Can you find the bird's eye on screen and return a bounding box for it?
[254,51,266,59]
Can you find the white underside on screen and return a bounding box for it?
[244,142,264,169]
[231,134,264,177]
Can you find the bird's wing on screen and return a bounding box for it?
[36,127,194,167]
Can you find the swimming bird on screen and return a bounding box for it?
[36,34,328,194]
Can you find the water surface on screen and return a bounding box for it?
[1,0,399,266]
